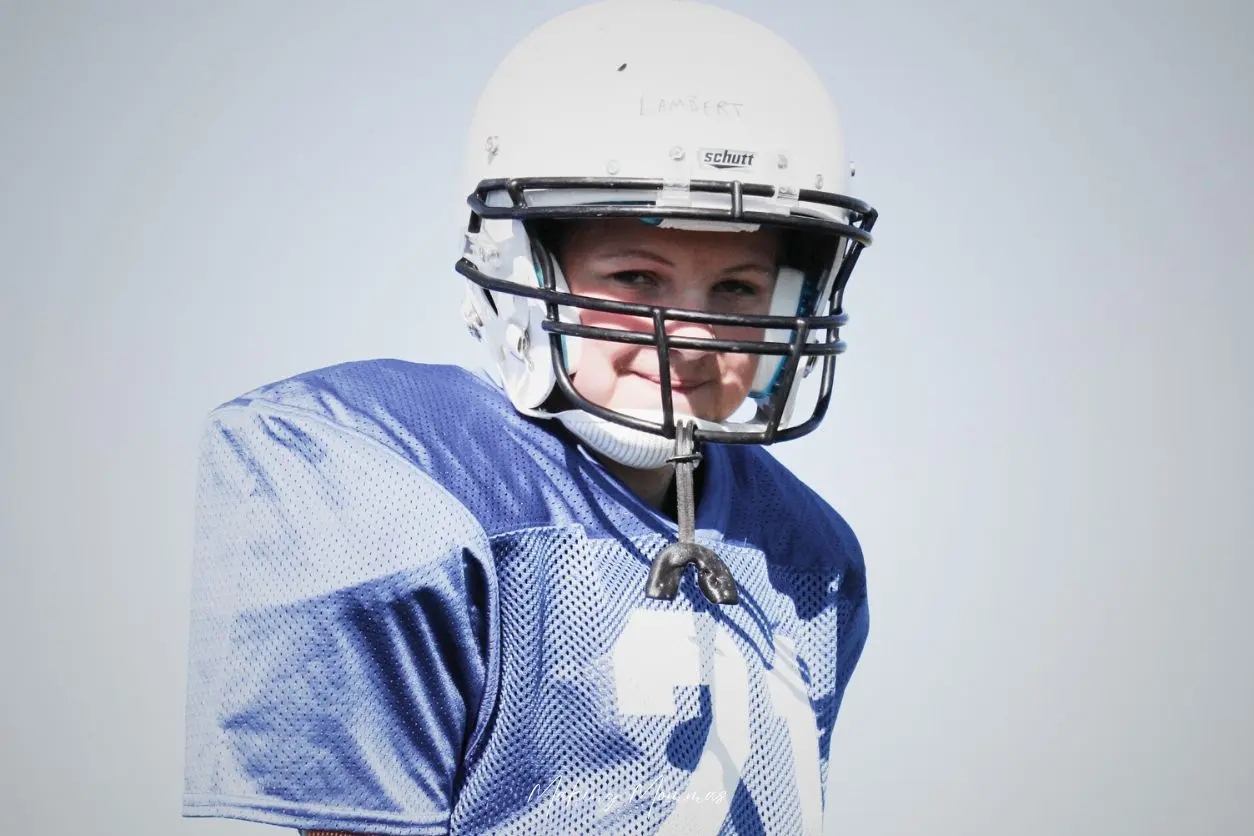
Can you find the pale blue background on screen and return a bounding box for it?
[2,1,1251,834]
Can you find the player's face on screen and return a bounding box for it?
[556,219,779,424]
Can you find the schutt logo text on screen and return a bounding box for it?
[699,148,756,169]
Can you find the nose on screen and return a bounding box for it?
[663,316,716,340]
[660,317,719,372]
[663,283,715,315]
[654,286,719,360]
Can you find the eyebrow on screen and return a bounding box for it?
[596,248,775,276]
[596,248,675,266]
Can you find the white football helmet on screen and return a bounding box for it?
[456,0,876,469]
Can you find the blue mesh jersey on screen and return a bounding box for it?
[183,360,869,835]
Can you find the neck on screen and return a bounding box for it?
[595,454,676,513]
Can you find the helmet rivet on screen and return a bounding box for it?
[485,136,499,157]
[814,174,825,189]
[606,159,621,175]
[669,146,685,161]
[777,153,789,169]
[850,160,857,178]
[504,322,530,366]
[512,328,533,369]
[461,298,484,341]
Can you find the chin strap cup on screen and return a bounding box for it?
[645,420,740,605]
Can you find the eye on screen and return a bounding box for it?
[606,270,659,288]
[714,278,765,297]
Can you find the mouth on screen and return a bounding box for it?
[632,373,710,394]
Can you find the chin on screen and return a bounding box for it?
[609,387,734,424]
[573,373,746,424]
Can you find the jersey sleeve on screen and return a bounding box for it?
[182,402,497,836]
[833,533,869,718]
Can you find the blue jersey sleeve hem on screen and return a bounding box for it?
[183,793,449,835]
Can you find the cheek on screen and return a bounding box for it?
[580,308,654,335]
[577,310,651,363]
[714,326,766,381]
[568,311,643,399]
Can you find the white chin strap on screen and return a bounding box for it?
[554,409,723,470]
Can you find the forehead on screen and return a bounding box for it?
[554,219,779,263]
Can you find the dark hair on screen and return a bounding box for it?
[526,219,575,263]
